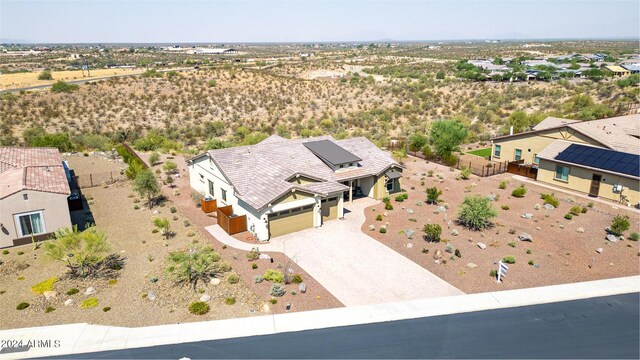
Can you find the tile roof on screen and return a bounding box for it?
[201,136,400,211]
[0,147,70,199]
[495,114,640,155]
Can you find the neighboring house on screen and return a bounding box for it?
[620,63,640,74]
[605,65,631,77]
[490,115,640,206]
[0,147,72,248]
[188,135,403,241]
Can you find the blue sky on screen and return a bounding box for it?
[1,0,638,43]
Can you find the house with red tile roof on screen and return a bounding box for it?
[0,147,72,248]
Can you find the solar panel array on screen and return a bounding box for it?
[555,144,639,177]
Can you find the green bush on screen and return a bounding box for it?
[169,206,177,213]
[460,167,471,179]
[103,307,111,312]
[31,277,59,295]
[569,206,583,215]
[141,69,163,78]
[291,274,303,283]
[2,250,8,255]
[225,297,236,305]
[382,196,390,203]
[457,195,497,230]
[426,187,442,204]
[528,260,534,266]
[610,215,630,236]
[263,269,284,283]
[66,288,79,295]
[498,180,508,189]
[188,301,210,315]
[251,263,258,269]
[80,298,99,309]
[502,256,516,264]
[16,302,30,310]
[246,248,260,261]
[501,205,510,210]
[395,193,409,202]
[51,80,79,93]
[376,214,383,221]
[227,273,240,284]
[384,202,394,210]
[564,213,573,220]
[489,269,497,278]
[45,306,56,313]
[422,224,442,243]
[511,185,527,198]
[629,232,640,241]
[270,283,286,297]
[540,193,559,207]
[38,70,53,80]
[379,227,387,234]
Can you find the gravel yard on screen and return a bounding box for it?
[0,156,265,330]
[363,155,640,294]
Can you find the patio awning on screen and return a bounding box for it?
[385,169,402,180]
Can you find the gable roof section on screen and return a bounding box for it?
[532,117,580,131]
[494,114,640,155]
[203,136,399,211]
[303,140,362,166]
[0,147,70,199]
[537,140,639,179]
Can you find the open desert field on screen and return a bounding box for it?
[0,68,149,90]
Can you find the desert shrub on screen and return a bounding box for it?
[38,70,53,80]
[569,206,583,215]
[423,224,442,243]
[528,260,534,266]
[246,248,260,261]
[564,213,573,220]
[51,80,79,93]
[263,269,284,283]
[581,207,587,213]
[141,69,163,78]
[380,227,387,234]
[16,302,30,310]
[2,250,8,255]
[254,275,264,284]
[511,185,527,198]
[31,277,59,295]
[153,217,171,239]
[457,195,497,230]
[375,214,383,221]
[270,283,286,297]
[188,301,210,315]
[508,241,516,248]
[382,196,390,203]
[66,288,79,295]
[227,273,240,284]
[587,202,594,208]
[291,274,303,283]
[163,160,178,174]
[225,297,236,305]
[45,306,56,313]
[165,246,222,290]
[384,202,394,210]
[269,298,278,304]
[148,152,160,166]
[501,205,510,210]
[460,167,471,179]
[108,279,117,285]
[489,269,498,278]
[169,206,177,213]
[502,256,516,264]
[629,232,640,241]
[134,170,160,208]
[80,298,99,309]
[395,193,409,202]
[540,193,559,207]
[426,187,442,204]
[252,263,258,269]
[103,307,111,312]
[498,180,508,189]
[441,153,459,167]
[610,215,630,236]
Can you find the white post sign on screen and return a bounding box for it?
[497,261,509,283]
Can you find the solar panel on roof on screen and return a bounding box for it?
[554,144,639,178]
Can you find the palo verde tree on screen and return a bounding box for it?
[133,169,159,209]
[429,120,468,158]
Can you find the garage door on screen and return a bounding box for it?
[321,197,338,222]
[268,204,314,238]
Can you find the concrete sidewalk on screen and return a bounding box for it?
[1,275,638,359]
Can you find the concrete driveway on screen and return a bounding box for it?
[267,198,463,306]
[207,198,463,306]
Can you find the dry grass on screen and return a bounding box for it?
[0,68,146,89]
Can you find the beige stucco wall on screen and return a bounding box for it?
[491,127,603,164]
[372,175,401,200]
[537,159,639,206]
[0,190,71,248]
[273,191,314,205]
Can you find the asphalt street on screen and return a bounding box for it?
[45,293,640,359]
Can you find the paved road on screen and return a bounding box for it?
[0,68,195,93]
[50,293,639,359]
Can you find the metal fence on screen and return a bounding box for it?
[406,151,509,177]
[76,171,125,188]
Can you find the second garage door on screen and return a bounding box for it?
[268,204,314,238]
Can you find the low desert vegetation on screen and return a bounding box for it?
[457,195,497,230]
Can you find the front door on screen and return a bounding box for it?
[589,174,601,197]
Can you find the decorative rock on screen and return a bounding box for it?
[451,229,459,236]
[64,299,74,306]
[383,212,389,217]
[258,254,271,260]
[404,229,414,238]
[298,283,307,293]
[406,243,413,249]
[210,278,221,285]
[518,233,533,242]
[521,213,533,219]
[406,208,414,214]
[434,259,441,265]
[577,227,585,233]
[543,204,555,210]
[434,206,447,214]
[84,287,95,295]
[43,291,57,300]
[147,291,157,301]
[199,294,211,302]
[535,226,542,231]
[369,225,375,231]
[558,224,565,229]
[477,242,487,250]
[487,193,497,202]
[534,204,541,210]
[466,263,478,269]
[433,249,443,259]
[596,248,603,254]
[606,234,619,243]
[153,210,160,214]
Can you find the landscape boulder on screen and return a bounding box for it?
[577,227,584,233]
[369,225,375,231]
[521,213,533,219]
[210,278,221,285]
[147,291,157,301]
[84,287,96,295]
[477,242,487,250]
[518,233,533,242]
[64,299,74,306]
[298,283,307,294]
[543,204,555,210]
[258,254,271,260]
[596,248,603,254]
[434,206,447,214]
[199,294,211,302]
[433,249,443,260]
[466,263,478,269]
[43,291,57,300]
[451,229,459,236]
[605,234,619,243]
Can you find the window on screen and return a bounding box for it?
[208,180,214,197]
[339,164,344,168]
[199,173,204,183]
[221,189,227,202]
[555,165,570,181]
[514,149,522,161]
[23,194,28,201]
[494,145,501,158]
[385,178,394,192]
[14,211,45,237]
[533,155,540,165]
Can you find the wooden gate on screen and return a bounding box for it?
[217,205,247,235]
[507,160,538,179]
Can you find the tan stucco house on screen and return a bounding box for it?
[0,147,72,248]
[188,135,403,241]
[491,114,640,206]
